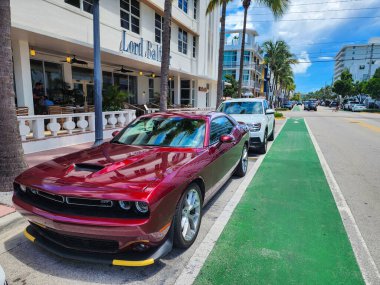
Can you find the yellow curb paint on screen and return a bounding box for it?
[24,229,35,242]
[112,259,154,267]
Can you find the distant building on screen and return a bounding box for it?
[334,38,380,82]
[223,29,265,97]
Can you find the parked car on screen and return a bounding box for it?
[329,101,338,108]
[347,101,359,111]
[283,102,293,110]
[13,112,249,266]
[297,101,302,106]
[351,104,366,112]
[217,98,275,154]
[304,100,318,111]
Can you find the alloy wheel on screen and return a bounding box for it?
[181,189,201,242]
[242,146,248,174]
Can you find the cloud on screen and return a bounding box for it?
[293,51,311,74]
[318,56,334,60]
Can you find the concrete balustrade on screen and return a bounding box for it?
[17,110,136,142]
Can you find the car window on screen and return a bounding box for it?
[209,116,234,145]
[113,117,206,148]
[218,101,264,115]
[264,100,269,110]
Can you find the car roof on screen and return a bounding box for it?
[222,98,266,103]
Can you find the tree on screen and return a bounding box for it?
[207,0,233,108]
[291,92,301,102]
[159,0,173,112]
[223,74,238,98]
[372,67,380,79]
[0,0,27,191]
[237,0,290,98]
[332,69,353,97]
[365,78,380,99]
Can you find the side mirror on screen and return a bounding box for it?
[112,130,120,137]
[219,134,234,144]
[266,109,275,115]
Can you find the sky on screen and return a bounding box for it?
[225,0,380,93]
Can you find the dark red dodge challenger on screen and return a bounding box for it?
[13,112,249,266]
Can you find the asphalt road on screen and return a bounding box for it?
[289,107,380,271]
[0,121,285,285]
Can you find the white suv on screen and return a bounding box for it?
[217,98,275,154]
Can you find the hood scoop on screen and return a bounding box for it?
[74,163,104,173]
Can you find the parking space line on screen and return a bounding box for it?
[305,119,380,284]
[174,119,288,285]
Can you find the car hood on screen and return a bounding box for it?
[227,114,265,124]
[16,143,200,196]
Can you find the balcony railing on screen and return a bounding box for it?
[17,110,136,141]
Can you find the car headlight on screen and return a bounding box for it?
[19,184,27,192]
[247,123,261,132]
[135,201,149,213]
[119,201,131,210]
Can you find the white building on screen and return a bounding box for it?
[334,38,380,82]
[11,0,220,115]
[223,29,265,97]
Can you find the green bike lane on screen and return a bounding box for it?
[194,118,363,285]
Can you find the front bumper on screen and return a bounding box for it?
[248,130,264,147]
[24,223,173,267]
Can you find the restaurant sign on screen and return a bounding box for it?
[120,31,162,62]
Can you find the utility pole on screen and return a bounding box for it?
[93,0,103,146]
[368,43,374,79]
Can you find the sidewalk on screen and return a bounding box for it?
[194,118,363,284]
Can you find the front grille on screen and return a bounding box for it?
[14,183,149,219]
[250,137,261,145]
[31,223,119,253]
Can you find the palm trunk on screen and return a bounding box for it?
[215,0,227,109]
[159,0,172,112]
[237,0,250,98]
[0,0,27,192]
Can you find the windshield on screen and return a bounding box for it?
[218,101,263,115]
[113,117,206,148]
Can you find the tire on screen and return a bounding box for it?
[258,131,268,154]
[234,144,248,177]
[173,183,202,249]
[268,122,275,141]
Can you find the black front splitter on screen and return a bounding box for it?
[24,225,173,267]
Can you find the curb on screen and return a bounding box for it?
[0,211,25,237]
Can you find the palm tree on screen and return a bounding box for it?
[159,0,173,112]
[206,0,233,109]
[262,39,297,106]
[0,0,27,191]
[237,0,290,98]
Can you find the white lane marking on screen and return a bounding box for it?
[174,119,288,285]
[304,119,380,285]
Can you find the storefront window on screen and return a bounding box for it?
[181,80,191,106]
[30,59,63,103]
[30,60,44,90]
[44,62,63,102]
[72,66,93,81]
[103,71,113,88]
[114,73,138,104]
[148,78,155,103]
